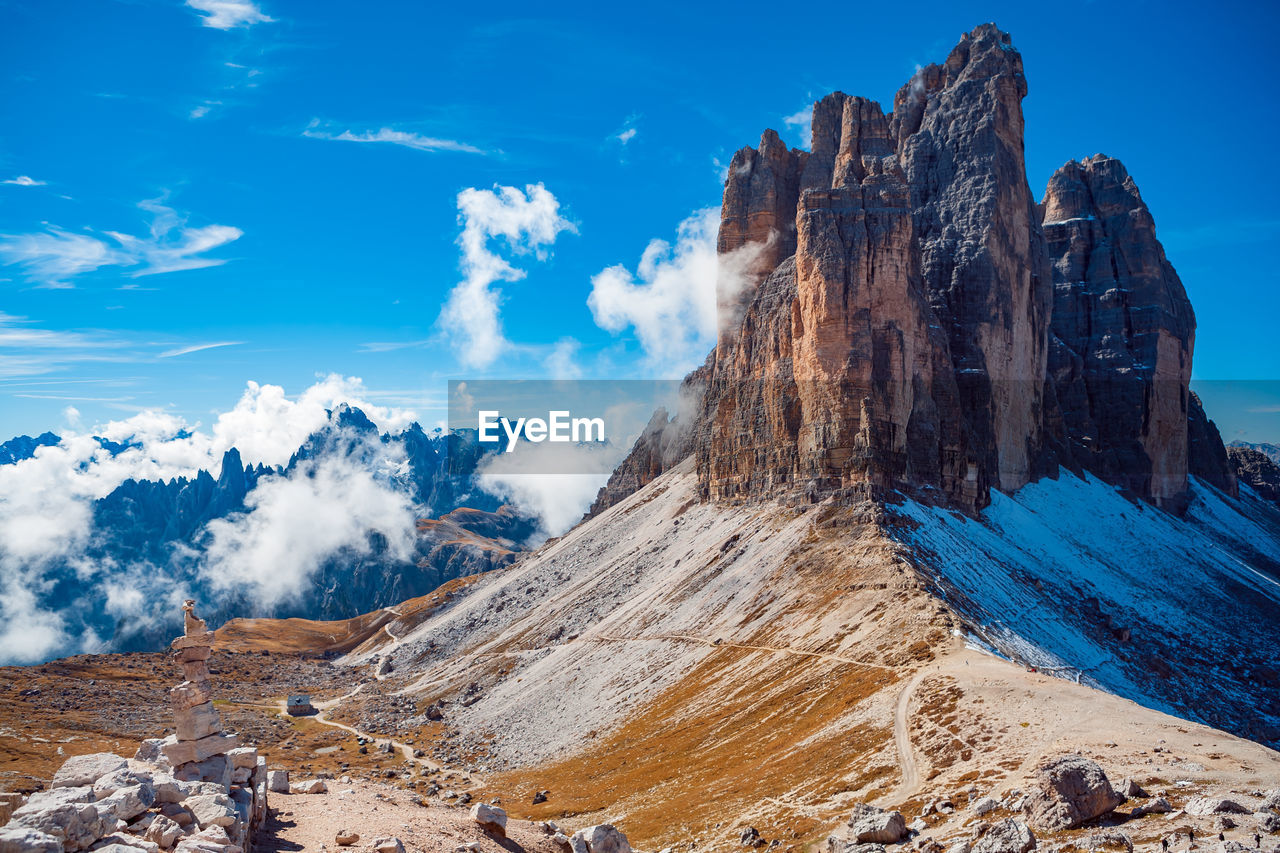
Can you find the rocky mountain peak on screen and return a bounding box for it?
[597,22,1236,517]
[1041,153,1198,508]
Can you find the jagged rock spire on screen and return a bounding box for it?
[1041,154,1198,508]
[594,22,1233,516]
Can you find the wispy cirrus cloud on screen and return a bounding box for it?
[357,339,433,353]
[2,176,45,187]
[0,198,242,287]
[303,119,486,155]
[0,313,138,379]
[158,341,246,359]
[186,0,273,30]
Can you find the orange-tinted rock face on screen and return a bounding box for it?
[594,23,1232,517]
[699,98,984,509]
[716,130,807,345]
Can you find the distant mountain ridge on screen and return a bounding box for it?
[1230,440,1280,465]
[0,405,533,660]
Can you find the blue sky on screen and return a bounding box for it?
[2,0,1279,442]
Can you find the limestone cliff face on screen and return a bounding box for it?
[893,24,1055,492]
[1040,155,1198,508]
[1188,392,1239,497]
[698,114,982,508]
[593,23,1235,517]
[716,130,807,346]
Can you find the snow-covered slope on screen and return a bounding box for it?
[890,472,1280,746]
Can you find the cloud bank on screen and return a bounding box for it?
[0,375,419,664]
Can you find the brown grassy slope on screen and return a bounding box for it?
[214,575,481,656]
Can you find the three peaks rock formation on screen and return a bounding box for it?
[597,23,1236,517]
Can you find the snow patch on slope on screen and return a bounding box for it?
[889,471,1280,745]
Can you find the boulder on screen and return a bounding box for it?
[1262,790,1280,814]
[173,755,231,791]
[372,838,406,853]
[1133,797,1173,817]
[169,681,212,712]
[7,800,110,851]
[174,703,221,742]
[335,830,360,846]
[1117,779,1147,799]
[1026,755,1124,831]
[183,793,237,829]
[161,734,237,768]
[1081,830,1132,853]
[20,786,96,811]
[0,827,62,853]
[740,827,764,848]
[91,843,153,853]
[93,769,145,801]
[971,820,1036,853]
[173,825,241,853]
[972,798,999,816]
[267,770,289,793]
[572,825,632,853]
[53,754,129,789]
[99,783,156,822]
[289,779,327,795]
[146,814,183,848]
[226,749,257,770]
[471,803,508,836]
[134,739,176,773]
[853,811,907,844]
[1186,797,1250,816]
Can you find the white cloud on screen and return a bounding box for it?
[158,341,245,358]
[440,183,576,369]
[611,115,640,146]
[210,375,417,467]
[2,176,45,187]
[544,337,583,379]
[199,447,416,608]
[189,102,220,120]
[0,230,132,286]
[783,104,814,149]
[476,442,614,539]
[0,198,242,286]
[0,375,420,664]
[303,120,486,155]
[186,0,273,29]
[587,208,765,375]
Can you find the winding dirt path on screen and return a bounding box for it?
[891,668,930,800]
[276,693,481,788]
[276,606,480,789]
[594,632,903,672]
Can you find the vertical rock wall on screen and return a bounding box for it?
[593,22,1237,517]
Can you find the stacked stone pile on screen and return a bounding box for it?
[0,602,270,853]
[162,601,241,790]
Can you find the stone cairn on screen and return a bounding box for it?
[0,600,273,853]
[163,600,240,786]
